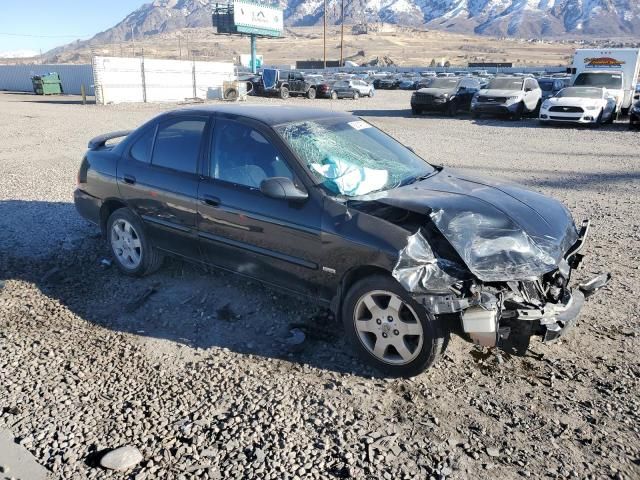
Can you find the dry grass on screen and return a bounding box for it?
[40,26,575,67]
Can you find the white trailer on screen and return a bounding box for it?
[568,48,640,114]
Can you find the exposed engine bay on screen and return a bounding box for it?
[348,169,611,355]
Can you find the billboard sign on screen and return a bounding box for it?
[233,1,283,37]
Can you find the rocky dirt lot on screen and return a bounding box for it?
[0,90,639,480]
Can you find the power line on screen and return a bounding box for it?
[0,32,92,39]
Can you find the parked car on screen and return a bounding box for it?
[329,80,361,99]
[74,105,608,376]
[260,69,317,99]
[538,77,571,100]
[316,82,335,99]
[345,79,375,97]
[471,76,542,120]
[373,78,399,90]
[630,100,640,130]
[398,80,418,90]
[539,87,616,126]
[411,77,481,116]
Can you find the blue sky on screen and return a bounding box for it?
[0,0,141,53]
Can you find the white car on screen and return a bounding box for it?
[539,87,616,126]
[346,79,375,97]
[471,77,542,120]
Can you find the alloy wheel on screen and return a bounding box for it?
[353,290,424,365]
[111,219,142,269]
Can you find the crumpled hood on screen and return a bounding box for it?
[368,168,579,282]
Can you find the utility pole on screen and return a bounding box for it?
[131,25,135,56]
[340,0,345,67]
[323,0,327,69]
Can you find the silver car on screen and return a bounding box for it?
[346,79,375,97]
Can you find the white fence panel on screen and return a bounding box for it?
[92,56,235,104]
[93,57,144,104]
[0,64,94,95]
[194,61,236,99]
[143,59,195,103]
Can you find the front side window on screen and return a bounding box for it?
[151,119,206,173]
[212,120,293,188]
[277,118,435,197]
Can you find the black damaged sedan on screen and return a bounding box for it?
[74,105,609,376]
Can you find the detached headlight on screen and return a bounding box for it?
[584,105,598,110]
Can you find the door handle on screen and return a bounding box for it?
[123,174,136,185]
[202,195,220,207]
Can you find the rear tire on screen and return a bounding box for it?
[369,89,374,97]
[331,91,338,100]
[353,91,360,100]
[342,274,449,377]
[107,208,163,277]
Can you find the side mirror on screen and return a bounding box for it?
[260,177,308,202]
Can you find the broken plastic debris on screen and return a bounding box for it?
[284,328,306,353]
[100,258,112,268]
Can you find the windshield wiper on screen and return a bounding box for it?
[402,165,443,186]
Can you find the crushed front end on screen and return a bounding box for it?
[395,219,610,355]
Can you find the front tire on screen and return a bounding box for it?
[511,102,524,120]
[306,87,316,99]
[279,87,289,100]
[353,91,360,100]
[342,275,449,377]
[107,208,163,277]
[331,91,338,100]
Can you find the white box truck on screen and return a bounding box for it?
[568,48,640,114]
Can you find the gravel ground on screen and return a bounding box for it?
[0,90,639,480]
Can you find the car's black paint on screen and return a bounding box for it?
[76,106,403,306]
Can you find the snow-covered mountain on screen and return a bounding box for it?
[85,0,640,43]
[286,0,640,36]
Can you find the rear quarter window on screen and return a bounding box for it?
[129,127,155,163]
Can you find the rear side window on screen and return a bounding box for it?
[151,119,206,174]
[130,128,155,163]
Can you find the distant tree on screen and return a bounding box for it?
[429,58,436,67]
[444,60,451,67]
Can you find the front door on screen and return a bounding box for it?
[196,117,324,296]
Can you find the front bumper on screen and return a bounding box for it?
[471,102,519,115]
[539,109,600,124]
[411,98,448,111]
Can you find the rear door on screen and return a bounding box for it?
[196,116,324,296]
[117,114,208,257]
[524,78,540,110]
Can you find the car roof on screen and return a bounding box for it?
[161,104,353,126]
